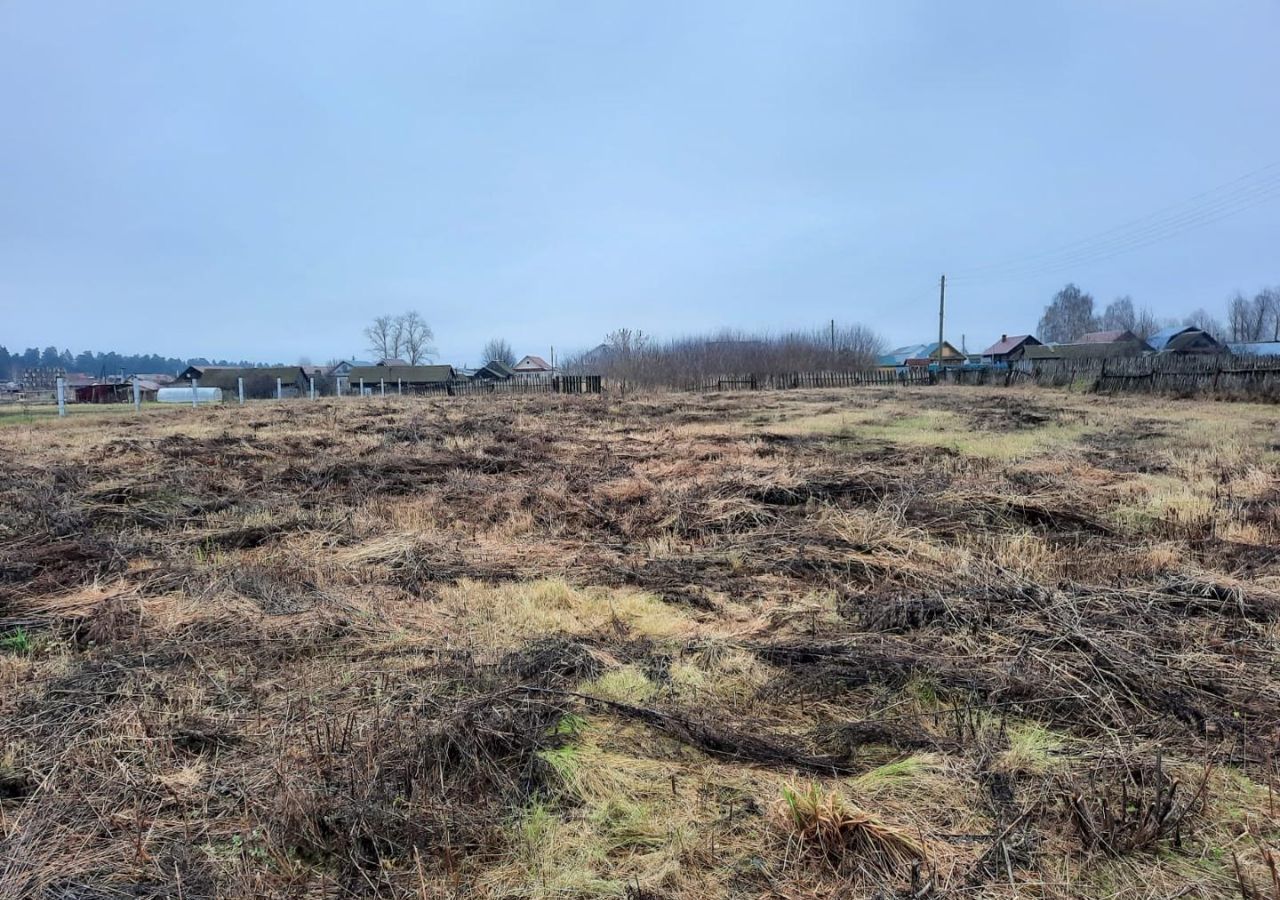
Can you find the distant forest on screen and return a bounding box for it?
[0,345,275,380]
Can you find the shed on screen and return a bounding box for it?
[181,366,308,399]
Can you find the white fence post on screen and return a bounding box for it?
[380,378,385,396]
[238,377,245,404]
[398,378,402,396]
[359,378,365,396]
[276,377,282,400]
[309,376,315,400]
[56,376,66,416]
[192,377,199,408]
[133,380,141,412]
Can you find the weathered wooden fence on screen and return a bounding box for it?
[699,369,933,391]
[1018,354,1280,399]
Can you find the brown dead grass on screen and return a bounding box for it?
[1,386,1277,898]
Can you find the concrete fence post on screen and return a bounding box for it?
[276,378,282,400]
[238,377,245,404]
[380,378,385,397]
[397,378,402,396]
[133,380,141,412]
[56,376,66,416]
[192,377,199,409]
[359,378,365,396]
[309,376,315,400]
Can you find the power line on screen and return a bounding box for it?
[947,162,1280,286]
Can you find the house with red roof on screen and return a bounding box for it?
[981,334,1042,364]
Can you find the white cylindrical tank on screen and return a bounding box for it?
[157,387,223,404]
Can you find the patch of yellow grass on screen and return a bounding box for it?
[435,578,692,649]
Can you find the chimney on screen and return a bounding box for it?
[1001,334,1007,342]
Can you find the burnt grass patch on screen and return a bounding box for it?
[1,389,1277,897]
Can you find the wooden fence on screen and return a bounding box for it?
[1018,353,1280,399]
[699,369,933,391]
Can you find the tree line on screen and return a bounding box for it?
[1037,283,1280,344]
[562,323,885,390]
[0,346,275,381]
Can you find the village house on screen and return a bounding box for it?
[344,364,458,394]
[1079,329,1142,344]
[1146,325,1222,354]
[472,360,515,381]
[327,360,373,378]
[877,341,965,371]
[980,334,1042,365]
[512,355,555,380]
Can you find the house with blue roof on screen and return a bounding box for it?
[1147,325,1222,354]
[877,340,965,370]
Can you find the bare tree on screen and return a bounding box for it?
[398,311,436,365]
[1181,308,1224,338]
[1037,284,1098,343]
[482,338,516,366]
[1097,295,1159,340]
[1099,296,1136,332]
[1227,291,1269,342]
[365,312,435,363]
[1257,286,1280,341]
[563,322,884,389]
[364,315,400,360]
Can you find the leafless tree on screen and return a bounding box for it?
[364,315,400,360]
[1037,284,1098,343]
[1257,287,1280,341]
[1227,291,1269,342]
[563,322,884,389]
[1180,308,1224,339]
[482,338,516,366]
[1098,296,1161,340]
[398,311,436,364]
[365,312,435,363]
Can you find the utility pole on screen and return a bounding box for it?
[937,274,946,371]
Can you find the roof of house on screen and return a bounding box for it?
[1079,329,1140,344]
[131,379,161,392]
[476,360,515,378]
[1163,330,1221,353]
[877,341,962,367]
[981,334,1040,356]
[376,357,409,367]
[346,365,456,384]
[1145,325,1194,352]
[1227,341,1280,356]
[186,366,308,389]
[1024,340,1152,360]
[514,355,553,371]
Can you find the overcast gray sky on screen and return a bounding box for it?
[2,1,1277,365]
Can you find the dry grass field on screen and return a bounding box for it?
[1,386,1278,899]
